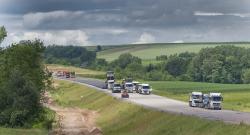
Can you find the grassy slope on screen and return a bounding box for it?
[147,81,250,112]
[97,43,250,62]
[51,80,250,135]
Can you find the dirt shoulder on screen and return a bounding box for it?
[44,92,102,135]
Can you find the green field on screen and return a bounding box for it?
[147,81,250,112]
[97,43,250,62]
[51,79,250,135]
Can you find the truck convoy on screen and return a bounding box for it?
[56,71,75,78]
[189,92,223,110]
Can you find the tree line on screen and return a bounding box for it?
[44,44,250,84]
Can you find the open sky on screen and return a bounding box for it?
[0,0,250,46]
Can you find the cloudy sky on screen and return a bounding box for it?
[0,0,250,46]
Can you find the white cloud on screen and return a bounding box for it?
[171,40,184,43]
[194,11,224,16]
[4,30,91,46]
[194,11,250,18]
[133,32,155,44]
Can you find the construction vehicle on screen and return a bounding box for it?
[204,93,223,110]
[105,71,115,89]
[189,92,203,107]
[112,83,121,93]
[138,84,152,95]
[121,89,129,98]
[125,82,133,93]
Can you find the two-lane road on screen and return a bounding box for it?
[64,77,250,125]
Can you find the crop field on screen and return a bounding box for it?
[46,64,105,78]
[147,81,250,112]
[96,42,250,62]
[51,80,250,135]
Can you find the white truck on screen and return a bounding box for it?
[204,93,223,110]
[107,80,115,90]
[132,81,140,92]
[105,71,115,89]
[138,84,152,95]
[125,82,134,93]
[189,92,203,107]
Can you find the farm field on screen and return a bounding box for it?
[51,79,250,135]
[96,43,250,62]
[147,81,250,112]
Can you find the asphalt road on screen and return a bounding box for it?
[64,77,250,125]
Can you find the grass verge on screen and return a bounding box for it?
[51,79,250,135]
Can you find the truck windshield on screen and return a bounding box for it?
[192,95,202,99]
[142,86,150,89]
[114,84,120,87]
[107,76,114,80]
[126,84,133,87]
[212,96,222,101]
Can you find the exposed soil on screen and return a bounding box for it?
[43,92,102,135]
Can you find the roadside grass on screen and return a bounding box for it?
[46,64,105,78]
[147,81,250,112]
[97,43,250,61]
[51,79,250,135]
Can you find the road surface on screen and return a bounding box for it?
[63,77,250,125]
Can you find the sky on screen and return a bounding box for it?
[0,0,250,46]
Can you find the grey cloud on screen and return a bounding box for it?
[1,0,250,45]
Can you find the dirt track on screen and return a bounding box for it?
[44,92,102,135]
[64,77,250,125]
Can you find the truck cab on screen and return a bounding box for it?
[189,92,203,107]
[138,84,152,95]
[125,82,133,93]
[207,93,223,110]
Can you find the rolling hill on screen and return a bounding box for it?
[96,42,250,62]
